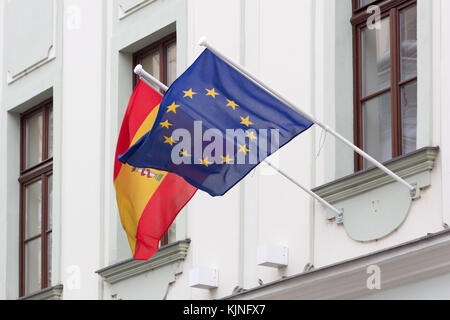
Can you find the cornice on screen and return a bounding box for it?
[96,240,190,284]
[19,285,63,300]
[312,147,439,203]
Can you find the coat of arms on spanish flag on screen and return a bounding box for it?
[114,81,197,260]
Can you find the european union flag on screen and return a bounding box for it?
[119,49,313,196]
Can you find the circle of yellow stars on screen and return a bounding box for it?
[159,87,258,166]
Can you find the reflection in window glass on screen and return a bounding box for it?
[25,238,41,295]
[401,80,417,155]
[360,0,377,7]
[48,175,53,230]
[26,112,43,169]
[26,180,42,239]
[362,17,391,97]
[400,4,417,81]
[167,42,177,86]
[141,50,161,91]
[47,233,52,286]
[362,91,392,169]
[48,107,53,158]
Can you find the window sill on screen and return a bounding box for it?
[312,146,439,205]
[311,146,439,241]
[18,285,63,300]
[96,239,190,285]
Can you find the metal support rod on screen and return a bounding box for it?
[264,160,341,215]
[198,37,416,196]
[134,64,342,215]
[134,65,169,92]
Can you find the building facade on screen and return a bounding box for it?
[1,0,450,300]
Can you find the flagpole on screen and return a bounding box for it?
[198,37,417,198]
[134,64,343,216]
[134,64,169,92]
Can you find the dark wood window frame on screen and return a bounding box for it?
[19,99,53,297]
[351,0,417,171]
[133,33,177,90]
[132,33,176,246]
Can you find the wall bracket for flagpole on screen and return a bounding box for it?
[134,64,343,217]
[197,37,417,199]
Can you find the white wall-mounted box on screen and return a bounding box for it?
[189,267,218,289]
[257,244,289,268]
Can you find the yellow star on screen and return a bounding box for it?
[163,136,177,146]
[183,89,197,99]
[226,99,239,110]
[238,144,250,156]
[199,157,213,167]
[166,102,180,114]
[160,120,173,129]
[205,88,220,99]
[221,154,234,164]
[180,150,191,157]
[245,130,257,141]
[240,116,254,127]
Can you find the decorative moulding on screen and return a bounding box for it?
[96,240,190,284]
[6,0,57,85]
[313,147,439,204]
[312,147,439,242]
[19,285,63,300]
[118,0,156,20]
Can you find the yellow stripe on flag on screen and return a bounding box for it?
[114,105,167,253]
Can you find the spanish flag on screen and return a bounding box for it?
[114,81,197,260]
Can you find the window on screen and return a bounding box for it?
[19,100,53,297]
[133,33,177,91]
[352,0,417,170]
[133,33,177,246]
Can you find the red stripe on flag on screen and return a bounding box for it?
[114,81,162,180]
[133,174,197,260]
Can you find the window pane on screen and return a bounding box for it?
[25,238,41,295]
[48,107,53,158]
[360,0,377,7]
[48,175,53,230]
[362,91,392,169]
[401,80,417,155]
[166,42,177,86]
[362,17,391,97]
[25,180,42,239]
[25,112,43,168]
[400,4,417,81]
[140,50,161,91]
[168,222,176,244]
[47,232,52,286]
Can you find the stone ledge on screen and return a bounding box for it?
[312,146,439,203]
[19,285,63,300]
[96,239,190,284]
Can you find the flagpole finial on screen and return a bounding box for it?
[134,64,143,76]
[198,36,208,47]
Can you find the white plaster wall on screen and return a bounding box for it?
[60,0,106,299]
[249,0,314,288]
[0,0,6,300]
[440,0,450,227]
